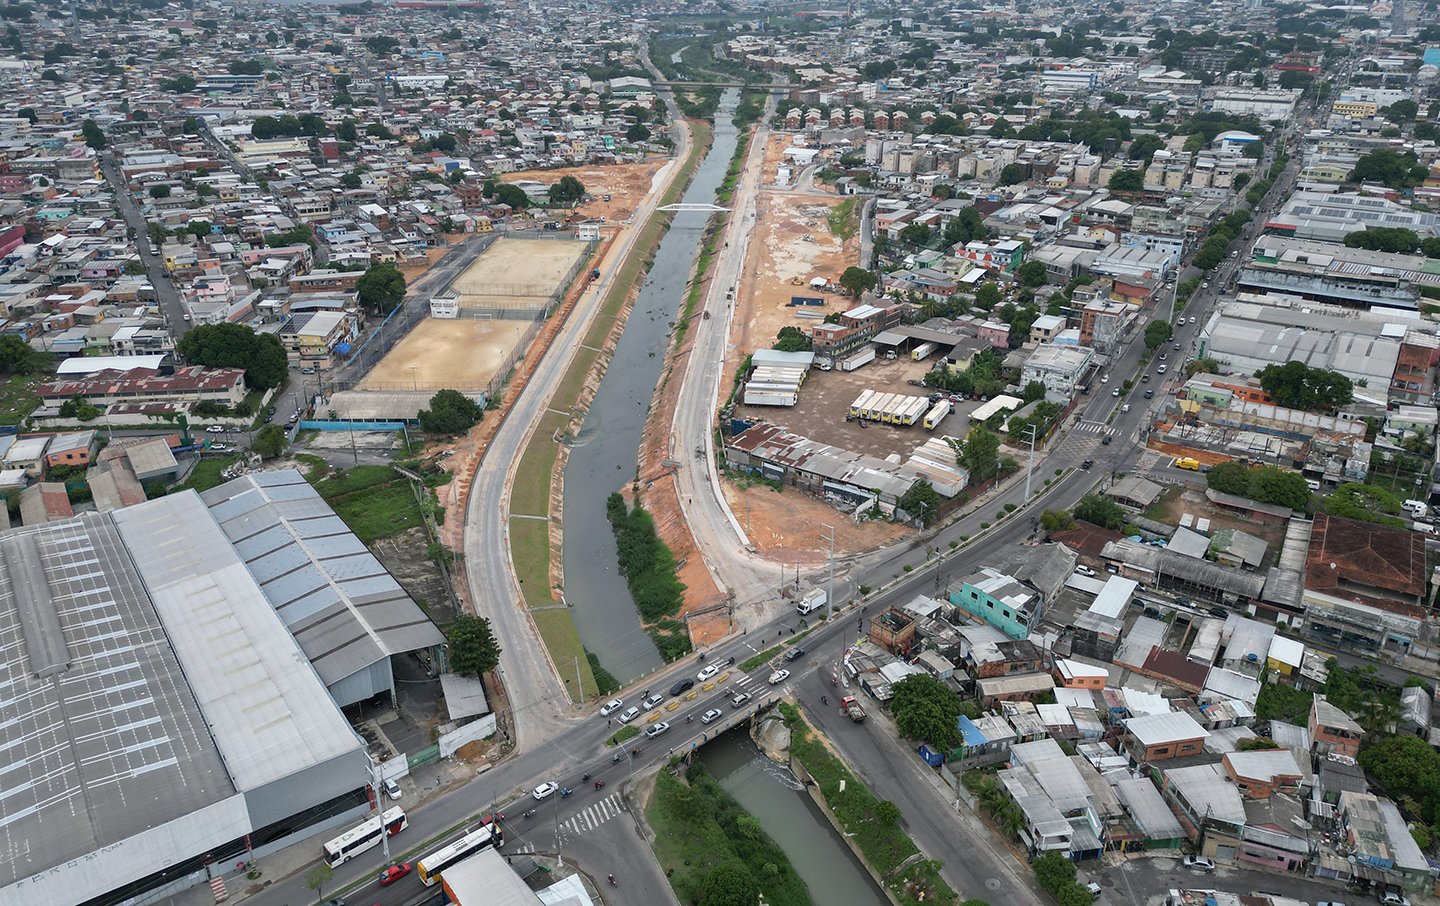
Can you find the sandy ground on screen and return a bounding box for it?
[358,318,532,391]
[506,160,668,224]
[720,480,910,563]
[450,237,589,303]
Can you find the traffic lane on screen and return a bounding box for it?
[799,672,1044,906]
[1097,854,1350,906]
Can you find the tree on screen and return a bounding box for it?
[161,73,197,92]
[1207,460,1252,495]
[699,862,758,906]
[1382,99,1418,123]
[338,171,362,189]
[897,479,941,526]
[1257,360,1353,412]
[838,266,877,297]
[58,393,100,421]
[1343,227,1420,254]
[1016,260,1047,288]
[356,262,407,315]
[548,175,585,205]
[176,322,288,389]
[1032,852,1076,894]
[303,864,333,902]
[418,388,483,434]
[445,613,502,677]
[1107,169,1143,192]
[1323,482,1408,528]
[974,282,1002,311]
[250,424,287,458]
[889,674,962,749]
[874,800,901,826]
[943,206,987,246]
[997,162,1027,186]
[80,119,106,150]
[492,182,529,209]
[229,59,265,75]
[148,184,171,199]
[1350,147,1422,190]
[1143,318,1173,350]
[899,223,932,247]
[626,121,651,142]
[1075,494,1125,530]
[1127,134,1166,166]
[1021,380,1047,404]
[958,425,1000,483]
[1246,466,1310,510]
[336,118,358,143]
[0,334,47,375]
[771,326,811,353]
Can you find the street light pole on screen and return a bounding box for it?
[1023,423,1039,501]
[822,524,835,621]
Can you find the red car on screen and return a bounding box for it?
[377,863,412,886]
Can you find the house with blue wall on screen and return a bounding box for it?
[951,567,1042,640]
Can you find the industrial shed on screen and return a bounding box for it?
[201,470,447,708]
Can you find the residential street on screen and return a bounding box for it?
[99,152,189,335]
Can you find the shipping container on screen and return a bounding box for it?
[911,342,935,361]
[839,347,875,371]
[849,390,877,419]
[923,399,951,430]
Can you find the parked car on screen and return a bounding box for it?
[697,664,720,682]
[205,425,225,434]
[383,778,402,800]
[730,692,752,708]
[1182,856,1215,872]
[600,699,624,717]
[783,647,805,662]
[532,782,558,800]
[642,694,663,710]
[669,678,694,697]
[1085,882,1102,899]
[645,721,671,738]
[700,708,723,725]
[1074,565,1096,577]
[617,707,640,724]
[1379,892,1409,906]
[767,670,791,685]
[378,864,411,886]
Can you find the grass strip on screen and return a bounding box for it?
[530,608,596,700]
[605,725,640,747]
[738,622,822,672]
[780,703,960,906]
[827,198,858,241]
[508,517,552,608]
[175,454,244,493]
[648,765,810,906]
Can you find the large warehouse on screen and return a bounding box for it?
[0,478,445,906]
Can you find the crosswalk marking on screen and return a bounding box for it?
[561,792,625,835]
[1075,421,1108,434]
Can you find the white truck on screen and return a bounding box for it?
[796,588,827,616]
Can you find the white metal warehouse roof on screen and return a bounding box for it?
[200,470,446,686]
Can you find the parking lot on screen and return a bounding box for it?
[733,356,988,460]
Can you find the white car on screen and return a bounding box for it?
[531,781,558,800]
[642,694,663,710]
[205,425,225,433]
[700,708,723,725]
[600,699,624,717]
[730,692,752,708]
[697,663,720,682]
[1379,894,1409,906]
[767,669,791,685]
[1182,855,1215,872]
[1074,565,1096,577]
[644,721,671,738]
[383,778,402,801]
[616,706,640,724]
[1157,364,1167,374]
[1188,316,1196,325]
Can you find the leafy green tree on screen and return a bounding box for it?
[177,323,289,390]
[771,326,811,353]
[1207,460,1252,495]
[897,479,941,527]
[874,800,901,826]
[148,184,171,199]
[252,423,287,458]
[1032,852,1076,894]
[1350,147,1422,190]
[626,121,651,142]
[943,206,988,246]
[1246,466,1310,510]
[1075,494,1125,530]
[899,223,932,247]
[1382,99,1418,123]
[1127,134,1166,165]
[1323,483,1408,528]
[974,282,1002,311]
[1016,260,1047,288]
[958,425,1001,482]
[338,171,362,189]
[418,389,483,434]
[1257,360,1353,412]
[303,863,333,902]
[548,175,586,204]
[997,162,1027,186]
[356,262,407,315]
[838,266,877,297]
[1343,227,1420,254]
[492,182,529,209]
[0,334,47,375]
[59,394,100,421]
[1143,319,1173,350]
[1107,169,1143,192]
[1022,380,1047,404]
[889,674,962,749]
[336,118,358,143]
[161,73,197,92]
[445,613,502,677]
[80,119,106,150]
[699,862,758,906]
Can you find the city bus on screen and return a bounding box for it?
[416,823,505,886]
[321,807,408,867]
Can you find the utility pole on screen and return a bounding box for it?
[822,524,835,621]
[372,759,391,862]
[1023,423,1039,501]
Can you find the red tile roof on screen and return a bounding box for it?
[38,365,244,400]
[1304,514,1429,617]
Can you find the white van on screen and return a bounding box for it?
[1402,499,1429,519]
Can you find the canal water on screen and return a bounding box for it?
[699,728,891,906]
[561,90,742,682]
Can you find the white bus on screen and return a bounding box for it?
[321,807,408,867]
[416,823,505,886]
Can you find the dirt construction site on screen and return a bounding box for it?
[505,160,669,224]
[725,134,861,389]
[449,236,589,311]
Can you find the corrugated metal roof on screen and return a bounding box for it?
[112,493,363,792]
[200,470,445,687]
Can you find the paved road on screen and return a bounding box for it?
[1095,853,1351,905]
[99,154,188,336]
[459,66,697,750]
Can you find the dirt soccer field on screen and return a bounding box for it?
[358,319,532,391]
[451,236,589,307]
